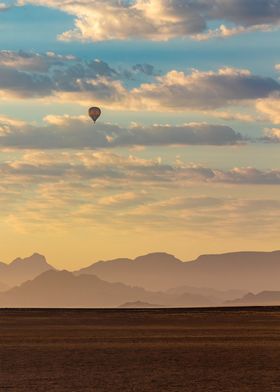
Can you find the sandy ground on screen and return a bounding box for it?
[1,308,280,391]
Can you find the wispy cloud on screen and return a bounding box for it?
[1,150,279,236]
[1,150,280,185]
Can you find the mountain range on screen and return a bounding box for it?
[0,250,280,307]
[76,251,280,292]
[0,270,217,308]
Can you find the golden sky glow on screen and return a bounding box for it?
[0,1,279,268]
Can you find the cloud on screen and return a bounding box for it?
[129,68,280,111]
[0,3,9,9]
[0,115,244,149]
[192,23,273,41]
[0,50,157,82]
[98,191,148,207]
[17,0,280,42]
[0,50,119,99]
[0,50,152,101]
[0,115,26,127]
[5,187,280,235]
[0,50,76,71]
[130,195,280,219]
[211,167,280,184]
[111,122,243,147]
[205,110,256,123]
[1,149,279,234]
[0,66,53,98]
[126,195,280,236]
[1,150,279,185]
[262,127,280,142]
[1,52,279,114]
[256,93,280,124]
[173,165,280,185]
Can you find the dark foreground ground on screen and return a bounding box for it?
[1,308,280,392]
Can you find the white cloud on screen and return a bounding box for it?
[17,0,280,42]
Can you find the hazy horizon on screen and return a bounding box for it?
[1,250,280,308]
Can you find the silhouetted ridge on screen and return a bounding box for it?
[0,253,54,287]
[227,290,280,306]
[1,250,280,303]
[193,251,280,265]
[76,252,186,291]
[76,250,280,291]
[0,270,150,308]
[10,253,49,267]
[0,270,216,308]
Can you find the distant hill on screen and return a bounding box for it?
[119,301,164,308]
[227,291,280,306]
[0,270,147,308]
[166,286,246,302]
[0,253,54,287]
[0,270,216,308]
[77,253,183,291]
[76,251,280,292]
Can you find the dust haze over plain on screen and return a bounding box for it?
[1,250,280,308]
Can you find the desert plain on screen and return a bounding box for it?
[1,307,280,391]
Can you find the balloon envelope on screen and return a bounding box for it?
[88,107,101,122]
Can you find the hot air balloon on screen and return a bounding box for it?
[88,107,101,123]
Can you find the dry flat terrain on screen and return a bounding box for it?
[1,308,280,391]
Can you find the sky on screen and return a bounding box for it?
[0,0,279,269]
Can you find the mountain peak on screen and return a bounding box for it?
[134,252,182,265]
[10,253,49,267]
[0,253,55,287]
